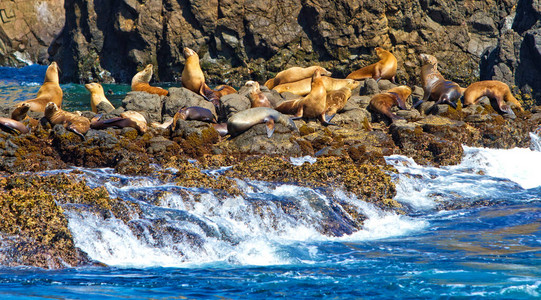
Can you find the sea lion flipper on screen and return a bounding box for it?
[265,118,275,138]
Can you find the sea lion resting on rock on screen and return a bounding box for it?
[275,69,334,125]
[91,111,148,134]
[418,54,465,109]
[245,81,272,108]
[0,117,29,135]
[273,76,360,97]
[170,106,217,131]
[346,47,397,82]
[44,102,90,139]
[463,80,523,116]
[85,82,115,113]
[264,66,332,89]
[12,62,63,116]
[227,107,297,138]
[369,86,411,120]
[10,103,39,128]
[131,64,169,96]
[325,87,352,116]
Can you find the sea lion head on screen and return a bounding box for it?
[11,102,31,121]
[345,79,361,90]
[44,102,60,119]
[85,82,104,94]
[183,47,198,59]
[316,66,332,77]
[245,80,260,92]
[132,64,154,85]
[44,61,60,83]
[419,53,438,66]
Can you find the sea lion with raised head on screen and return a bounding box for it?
[227,107,298,138]
[275,69,335,125]
[13,62,63,114]
[346,47,397,82]
[181,48,220,106]
[245,81,272,108]
[463,80,523,115]
[417,54,465,109]
[273,77,360,96]
[325,87,352,116]
[44,102,90,139]
[264,66,332,89]
[85,82,115,113]
[11,102,39,128]
[131,64,169,96]
[369,86,411,120]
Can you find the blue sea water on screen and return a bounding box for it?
[0,66,540,299]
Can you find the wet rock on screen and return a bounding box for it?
[122,91,163,123]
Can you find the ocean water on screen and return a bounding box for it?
[0,66,540,299]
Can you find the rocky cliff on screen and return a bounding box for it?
[0,0,64,66]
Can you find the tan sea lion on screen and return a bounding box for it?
[131,64,169,96]
[325,87,352,116]
[181,47,220,106]
[273,77,360,96]
[463,80,524,115]
[91,111,147,134]
[346,47,397,82]
[275,69,334,125]
[245,81,272,108]
[227,107,297,138]
[418,54,465,109]
[0,117,29,135]
[369,86,411,120]
[214,85,237,98]
[264,66,332,89]
[13,61,63,114]
[44,102,90,139]
[85,82,115,113]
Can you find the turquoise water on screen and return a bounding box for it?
[0,66,540,299]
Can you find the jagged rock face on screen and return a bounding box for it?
[0,0,64,66]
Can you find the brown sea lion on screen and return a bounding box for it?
[369,86,411,120]
[85,82,115,113]
[13,62,63,114]
[0,117,29,135]
[245,81,272,108]
[11,102,39,128]
[214,85,237,98]
[275,69,334,125]
[463,80,523,115]
[264,66,332,89]
[131,64,169,96]
[325,87,352,116]
[90,111,148,134]
[44,102,90,139]
[171,106,217,131]
[227,107,297,138]
[346,47,397,82]
[418,54,465,109]
[273,77,360,96]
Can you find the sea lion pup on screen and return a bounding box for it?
[346,47,397,82]
[227,107,297,138]
[273,77,360,96]
[131,64,169,96]
[369,85,411,120]
[245,81,272,108]
[0,117,29,135]
[264,66,332,89]
[44,102,90,139]
[275,69,335,125]
[90,111,148,134]
[11,102,39,128]
[463,80,524,115]
[13,61,63,114]
[85,82,115,113]
[417,54,465,109]
[325,87,353,116]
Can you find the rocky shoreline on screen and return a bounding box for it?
[0,77,539,268]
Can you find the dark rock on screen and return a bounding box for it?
[221,94,251,119]
[122,91,163,123]
[163,88,215,119]
[362,79,380,95]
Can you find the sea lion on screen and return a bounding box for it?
[0,117,29,135]
[245,81,272,108]
[418,54,465,109]
[275,69,334,125]
[273,77,360,96]
[44,102,90,139]
[227,107,298,138]
[369,86,411,120]
[264,66,332,89]
[212,123,228,136]
[90,111,148,134]
[181,47,220,106]
[12,61,63,114]
[463,80,524,115]
[346,47,397,82]
[214,85,237,98]
[171,106,217,131]
[325,87,352,116]
[85,82,115,113]
[131,64,169,96]
[10,102,39,128]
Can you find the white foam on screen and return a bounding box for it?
[290,155,317,166]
